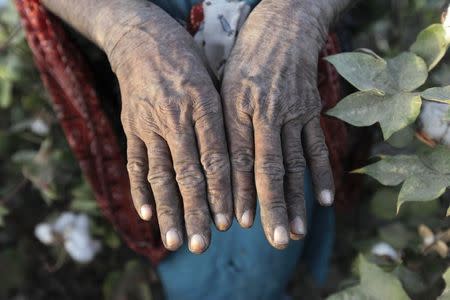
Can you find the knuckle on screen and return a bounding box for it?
[175,164,205,189]
[127,160,147,176]
[261,199,287,212]
[184,208,210,226]
[231,149,254,172]
[307,139,329,159]
[286,198,305,213]
[255,158,285,181]
[193,95,221,122]
[285,156,306,173]
[156,204,177,220]
[156,99,182,116]
[234,187,256,205]
[201,151,230,178]
[195,110,222,131]
[147,166,174,187]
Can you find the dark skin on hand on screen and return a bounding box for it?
[41,0,353,253]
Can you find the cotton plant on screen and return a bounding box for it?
[35,212,101,264]
[326,13,450,214]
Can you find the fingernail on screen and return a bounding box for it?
[189,234,206,253]
[214,213,230,231]
[166,229,182,250]
[290,217,305,236]
[273,226,289,246]
[319,190,334,206]
[241,210,253,228]
[140,204,152,221]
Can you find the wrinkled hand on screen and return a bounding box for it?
[109,5,232,253]
[222,0,335,249]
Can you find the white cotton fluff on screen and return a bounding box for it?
[34,212,101,263]
[64,229,101,264]
[419,102,450,146]
[30,119,49,136]
[34,223,55,245]
[371,242,400,261]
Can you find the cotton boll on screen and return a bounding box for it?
[442,127,450,146]
[419,102,450,144]
[371,242,400,261]
[36,212,101,263]
[64,227,101,263]
[35,223,55,245]
[74,214,90,232]
[52,212,77,234]
[30,119,49,136]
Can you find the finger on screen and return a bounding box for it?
[303,116,335,206]
[282,119,307,240]
[194,103,232,232]
[254,123,289,249]
[145,132,183,251]
[166,128,211,254]
[225,108,256,228]
[126,133,153,221]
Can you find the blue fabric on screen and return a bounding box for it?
[157,170,335,300]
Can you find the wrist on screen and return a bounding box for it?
[92,1,161,54]
[40,0,163,53]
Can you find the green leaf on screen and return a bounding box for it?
[70,198,99,215]
[0,54,22,83]
[104,231,121,249]
[400,199,439,218]
[103,271,122,300]
[370,188,398,220]
[386,126,415,148]
[327,255,410,300]
[0,204,9,227]
[325,52,428,94]
[70,181,99,215]
[379,223,414,249]
[421,86,450,104]
[438,268,450,300]
[393,266,427,296]
[327,92,422,139]
[410,24,449,71]
[355,148,450,213]
[0,249,26,297]
[0,80,12,108]
[421,146,450,174]
[397,174,448,213]
[354,155,427,186]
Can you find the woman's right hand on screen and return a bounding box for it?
[108,4,233,254]
[41,0,233,254]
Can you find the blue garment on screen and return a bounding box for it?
[150,1,335,299]
[158,171,334,300]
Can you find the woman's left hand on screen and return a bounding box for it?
[221,0,343,249]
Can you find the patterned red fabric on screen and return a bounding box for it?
[14,0,349,264]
